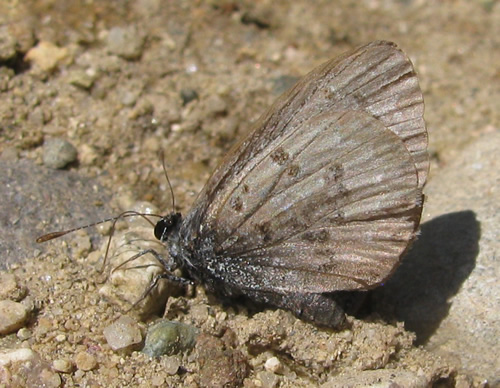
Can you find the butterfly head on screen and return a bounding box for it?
[154,212,182,242]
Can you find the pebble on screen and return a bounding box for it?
[24,41,69,72]
[161,355,181,375]
[180,88,199,106]
[78,144,99,166]
[203,94,227,116]
[120,90,139,106]
[68,69,96,90]
[151,374,166,386]
[264,356,283,374]
[106,26,145,60]
[0,25,17,61]
[74,351,97,371]
[16,327,32,340]
[0,273,26,301]
[257,371,279,388]
[0,300,30,335]
[103,316,142,352]
[52,358,73,373]
[42,138,78,169]
[190,304,209,322]
[142,320,199,357]
[0,348,35,366]
[98,209,177,318]
[38,368,62,387]
[29,106,51,126]
[195,332,249,387]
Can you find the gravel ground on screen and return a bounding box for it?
[0,0,498,387]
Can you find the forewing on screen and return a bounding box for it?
[180,41,426,292]
[185,41,427,236]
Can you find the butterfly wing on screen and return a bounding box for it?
[180,41,426,294]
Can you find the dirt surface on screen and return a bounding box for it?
[0,0,498,387]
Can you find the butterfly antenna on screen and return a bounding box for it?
[36,210,164,243]
[159,150,176,213]
[36,210,165,274]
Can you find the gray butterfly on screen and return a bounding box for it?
[155,40,429,328]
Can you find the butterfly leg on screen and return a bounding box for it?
[125,263,194,312]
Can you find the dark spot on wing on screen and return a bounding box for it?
[230,196,243,212]
[338,183,348,196]
[301,229,330,242]
[287,164,300,177]
[325,185,348,206]
[270,147,289,166]
[323,164,344,183]
[318,260,339,271]
[322,87,334,100]
[256,221,272,242]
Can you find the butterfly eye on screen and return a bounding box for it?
[154,218,170,241]
[154,213,182,241]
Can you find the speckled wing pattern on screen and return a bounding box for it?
[180,41,428,294]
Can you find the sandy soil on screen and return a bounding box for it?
[0,0,498,387]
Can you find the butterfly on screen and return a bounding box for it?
[153,40,429,329]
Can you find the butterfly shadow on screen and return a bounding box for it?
[353,210,481,344]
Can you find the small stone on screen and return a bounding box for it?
[16,327,32,340]
[38,368,61,387]
[128,98,154,120]
[120,90,139,106]
[106,26,145,60]
[52,358,73,373]
[142,320,199,357]
[37,316,54,334]
[42,138,77,169]
[68,69,95,89]
[196,332,249,388]
[190,304,209,322]
[0,273,26,301]
[74,351,97,371]
[257,371,279,388]
[264,356,282,374]
[161,355,181,375]
[151,374,166,386]
[180,88,199,106]
[28,106,51,126]
[0,300,30,335]
[103,316,142,352]
[24,41,69,72]
[0,348,35,366]
[78,144,99,166]
[0,25,18,61]
[203,95,227,116]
